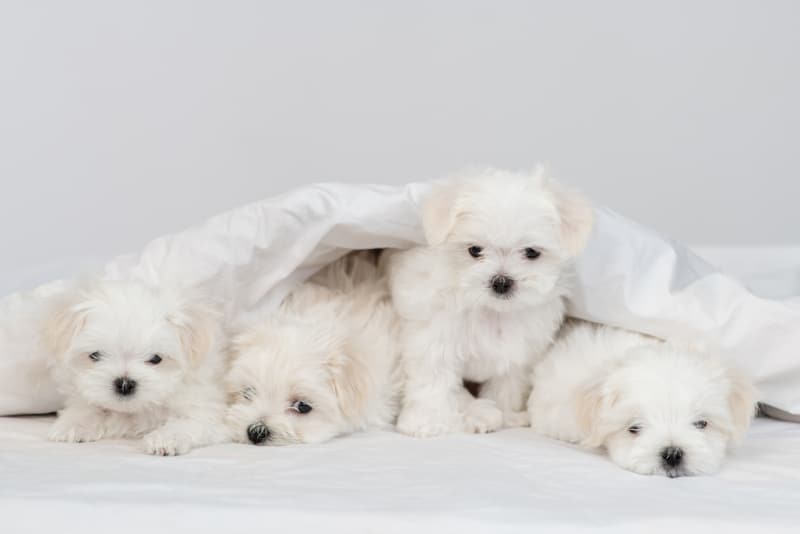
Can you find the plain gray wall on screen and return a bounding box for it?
[1,1,798,295]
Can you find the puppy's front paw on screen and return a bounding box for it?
[397,408,463,438]
[48,420,104,443]
[142,430,192,456]
[463,399,503,434]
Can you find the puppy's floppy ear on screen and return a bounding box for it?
[420,181,462,246]
[326,344,371,422]
[725,367,757,442]
[43,293,90,358]
[168,294,220,367]
[576,374,620,449]
[549,181,594,257]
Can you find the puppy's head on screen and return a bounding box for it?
[421,168,593,311]
[44,280,217,414]
[577,345,756,477]
[225,314,368,446]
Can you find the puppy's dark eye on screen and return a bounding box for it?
[627,425,642,435]
[693,420,708,430]
[88,351,102,362]
[147,354,162,365]
[524,247,541,260]
[292,400,313,414]
[468,246,483,258]
[241,386,255,401]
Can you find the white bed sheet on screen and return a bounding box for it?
[2,415,799,533]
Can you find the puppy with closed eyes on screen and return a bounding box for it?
[387,168,594,437]
[528,321,757,477]
[225,252,402,446]
[44,280,228,455]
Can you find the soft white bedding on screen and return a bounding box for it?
[2,415,799,533]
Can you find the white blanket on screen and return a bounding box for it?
[1,181,799,416]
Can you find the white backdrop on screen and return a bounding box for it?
[1,1,798,296]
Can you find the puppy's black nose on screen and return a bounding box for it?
[113,377,137,396]
[491,275,515,295]
[247,423,270,445]
[661,446,684,468]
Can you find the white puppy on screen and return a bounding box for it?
[44,280,228,455]
[225,252,402,446]
[528,321,757,477]
[388,168,594,437]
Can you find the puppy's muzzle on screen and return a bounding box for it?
[490,274,515,296]
[113,377,137,397]
[247,422,270,445]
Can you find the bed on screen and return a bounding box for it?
[2,413,800,533]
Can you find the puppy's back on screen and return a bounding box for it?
[309,250,385,294]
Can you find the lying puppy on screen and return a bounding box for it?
[44,280,227,455]
[387,168,594,437]
[225,252,402,445]
[528,321,757,477]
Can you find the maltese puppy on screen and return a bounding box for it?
[528,321,757,477]
[387,168,594,437]
[44,280,228,455]
[225,252,402,446]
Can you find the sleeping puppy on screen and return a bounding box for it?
[387,168,593,437]
[528,321,757,477]
[225,252,402,445]
[44,280,228,455]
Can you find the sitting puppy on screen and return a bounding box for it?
[225,252,402,445]
[528,321,757,477]
[387,168,594,437]
[44,280,227,455]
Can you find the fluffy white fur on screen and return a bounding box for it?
[387,168,594,437]
[529,321,757,477]
[44,280,228,455]
[225,252,402,446]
